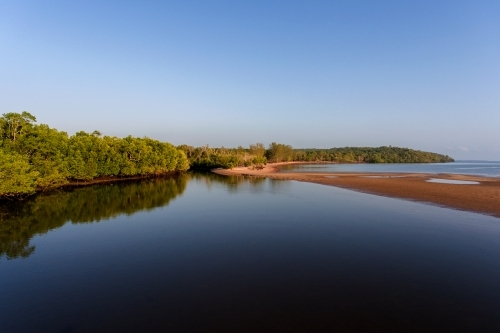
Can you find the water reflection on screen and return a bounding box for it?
[0,172,273,260]
[1,172,500,332]
[189,171,266,192]
[0,175,188,260]
[190,171,291,196]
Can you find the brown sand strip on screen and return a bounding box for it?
[213,163,500,218]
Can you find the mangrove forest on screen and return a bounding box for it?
[0,112,454,198]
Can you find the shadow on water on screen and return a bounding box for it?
[0,175,189,260]
[0,171,272,260]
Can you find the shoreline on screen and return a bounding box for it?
[213,162,500,218]
[0,172,185,203]
[63,172,184,188]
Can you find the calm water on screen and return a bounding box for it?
[279,161,500,177]
[1,173,500,332]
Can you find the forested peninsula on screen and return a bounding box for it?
[0,112,453,198]
[180,144,454,169]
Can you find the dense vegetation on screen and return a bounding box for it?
[1,111,453,198]
[0,112,189,198]
[179,143,454,169]
[292,147,454,163]
[178,143,267,169]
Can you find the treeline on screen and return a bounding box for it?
[178,143,267,169]
[293,147,454,163]
[0,112,189,198]
[1,111,454,198]
[179,142,454,169]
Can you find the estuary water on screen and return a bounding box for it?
[279,161,500,177]
[1,173,500,332]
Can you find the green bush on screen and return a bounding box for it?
[0,150,39,197]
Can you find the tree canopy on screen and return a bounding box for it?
[180,143,453,169]
[0,111,454,198]
[0,112,189,198]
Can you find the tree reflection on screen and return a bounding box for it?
[0,172,271,260]
[0,175,187,259]
[189,171,266,192]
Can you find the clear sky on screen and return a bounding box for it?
[1,1,499,160]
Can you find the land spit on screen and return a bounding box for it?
[213,162,500,218]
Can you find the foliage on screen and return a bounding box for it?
[178,144,268,169]
[0,112,190,198]
[0,111,37,142]
[266,142,294,163]
[0,151,39,197]
[181,142,453,169]
[292,147,454,163]
[0,111,453,197]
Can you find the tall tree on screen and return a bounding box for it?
[0,111,37,142]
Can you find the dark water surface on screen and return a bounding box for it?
[1,173,500,332]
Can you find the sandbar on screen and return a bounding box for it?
[213,162,500,218]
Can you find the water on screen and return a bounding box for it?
[279,161,500,177]
[1,173,500,332]
[426,178,480,185]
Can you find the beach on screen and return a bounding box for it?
[213,163,500,218]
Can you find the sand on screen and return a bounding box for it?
[213,162,500,218]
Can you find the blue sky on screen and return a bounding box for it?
[1,1,499,159]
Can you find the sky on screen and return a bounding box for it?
[1,1,499,160]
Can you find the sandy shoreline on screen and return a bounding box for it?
[213,162,500,218]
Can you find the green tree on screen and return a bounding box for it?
[0,112,191,198]
[0,111,37,142]
[266,142,293,163]
[0,150,39,197]
[249,143,266,157]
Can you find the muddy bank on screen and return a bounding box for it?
[213,163,500,218]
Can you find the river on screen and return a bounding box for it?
[1,172,499,332]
